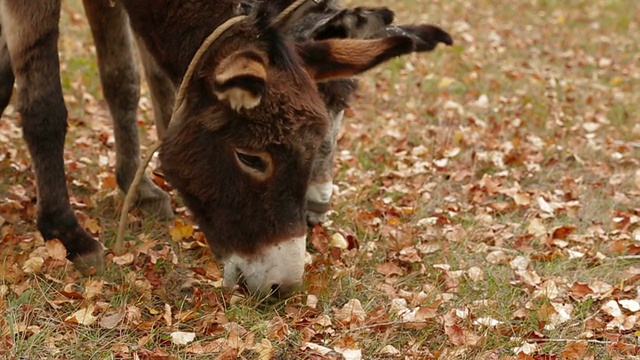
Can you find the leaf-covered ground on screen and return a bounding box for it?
[1,0,639,359]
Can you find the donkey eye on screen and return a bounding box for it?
[233,148,273,180]
[236,151,266,172]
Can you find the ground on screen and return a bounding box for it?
[1,0,639,359]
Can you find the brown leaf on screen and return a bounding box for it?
[83,217,101,234]
[560,342,589,360]
[61,283,84,299]
[551,225,576,240]
[163,303,172,327]
[99,307,125,329]
[84,279,104,300]
[112,253,135,266]
[22,257,44,274]
[184,339,225,354]
[375,261,404,276]
[570,282,594,300]
[627,244,640,255]
[334,299,366,326]
[398,246,422,263]
[310,225,328,254]
[267,316,290,341]
[65,305,97,326]
[45,239,67,261]
[445,324,481,346]
[253,339,275,360]
[216,345,239,360]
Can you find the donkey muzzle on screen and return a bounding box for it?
[222,235,306,296]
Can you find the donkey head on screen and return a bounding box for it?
[159,1,450,296]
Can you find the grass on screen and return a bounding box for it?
[1,0,640,359]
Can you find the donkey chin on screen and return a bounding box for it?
[221,235,307,297]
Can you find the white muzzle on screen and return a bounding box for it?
[222,235,306,296]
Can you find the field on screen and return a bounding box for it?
[1,0,639,359]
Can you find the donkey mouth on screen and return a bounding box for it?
[222,235,306,296]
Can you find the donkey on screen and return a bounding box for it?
[0,0,451,295]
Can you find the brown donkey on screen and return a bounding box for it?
[0,0,451,295]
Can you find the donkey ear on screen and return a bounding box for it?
[211,50,267,111]
[298,36,415,82]
[385,24,453,51]
[310,6,395,40]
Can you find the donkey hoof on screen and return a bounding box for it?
[307,210,328,226]
[136,186,174,220]
[40,214,105,275]
[70,248,105,276]
[138,194,174,220]
[306,200,331,226]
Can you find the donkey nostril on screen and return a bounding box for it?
[270,284,281,293]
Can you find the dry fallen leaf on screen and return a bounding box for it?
[376,261,404,276]
[570,282,594,300]
[618,299,639,312]
[112,253,134,266]
[474,317,503,327]
[99,307,125,329]
[513,342,538,355]
[65,305,97,326]
[467,266,484,281]
[329,233,348,249]
[163,303,172,327]
[560,341,589,360]
[170,331,196,345]
[334,299,366,326]
[302,342,334,356]
[527,218,547,236]
[84,279,104,300]
[379,345,400,355]
[601,300,623,318]
[252,339,275,360]
[337,349,362,360]
[22,257,44,274]
[169,219,194,242]
[45,239,68,260]
[509,256,530,271]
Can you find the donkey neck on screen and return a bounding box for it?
[120,0,243,85]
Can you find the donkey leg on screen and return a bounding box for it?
[0,21,14,112]
[83,0,173,219]
[136,38,175,141]
[0,0,103,271]
[307,109,344,225]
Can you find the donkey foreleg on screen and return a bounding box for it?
[83,0,173,220]
[307,108,344,225]
[0,0,104,272]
